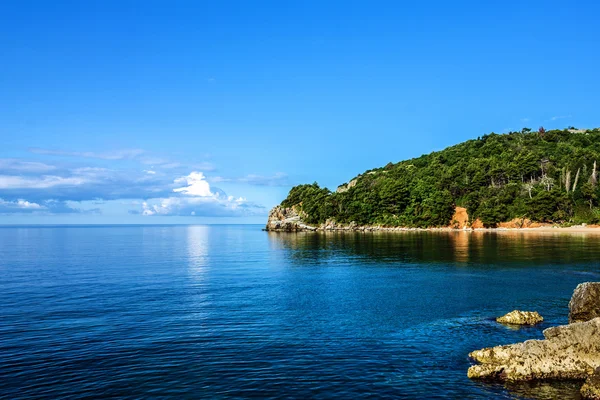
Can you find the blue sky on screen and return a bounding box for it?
[1,0,599,224]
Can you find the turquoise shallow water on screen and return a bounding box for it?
[1,225,600,399]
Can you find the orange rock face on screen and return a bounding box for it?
[449,208,554,229]
[449,206,483,229]
[470,219,484,229]
[497,218,552,229]
[450,206,469,228]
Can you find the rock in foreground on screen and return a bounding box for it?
[581,369,600,399]
[496,310,543,325]
[468,317,600,381]
[570,282,600,323]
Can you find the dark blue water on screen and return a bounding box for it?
[2,225,600,399]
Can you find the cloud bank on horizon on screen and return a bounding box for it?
[0,147,289,218]
[141,171,261,217]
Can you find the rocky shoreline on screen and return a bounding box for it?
[468,283,600,399]
[264,206,600,233]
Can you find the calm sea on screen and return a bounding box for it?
[2,225,600,399]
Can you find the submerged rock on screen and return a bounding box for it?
[468,317,600,381]
[569,282,600,323]
[581,369,600,399]
[496,310,543,325]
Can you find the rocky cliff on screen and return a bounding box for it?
[264,206,317,232]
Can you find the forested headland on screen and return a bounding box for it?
[279,127,600,228]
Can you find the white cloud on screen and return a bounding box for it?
[27,146,217,176]
[139,171,264,217]
[0,198,44,209]
[173,172,214,197]
[139,157,215,172]
[158,162,183,169]
[211,172,289,186]
[0,198,99,214]
[139,156,170,165]
[0,159,57,173]
[72,167,114,178]
[0,175,88,189]
[29,148,144,160]
[0,166,173,202]
[190,161,216,171]
[142,201,154,216]
[141,195,262,217]
[550,115,572,121]
[16,199,43,209]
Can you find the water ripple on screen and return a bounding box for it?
[1,226,598,398]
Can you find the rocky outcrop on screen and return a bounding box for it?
[264,206,317,232]
[265,205,446,232]
[450,206,469,229]
[469,283,600,383]
[336,179,358,193]
[496,310,543,325]
[570,282,600,323]
[581,369,600,399]
[468,317,600,381]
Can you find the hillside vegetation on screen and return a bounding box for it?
[280,128,600,228]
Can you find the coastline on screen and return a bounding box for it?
[266,225,600,233]
[265,206,600,234]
